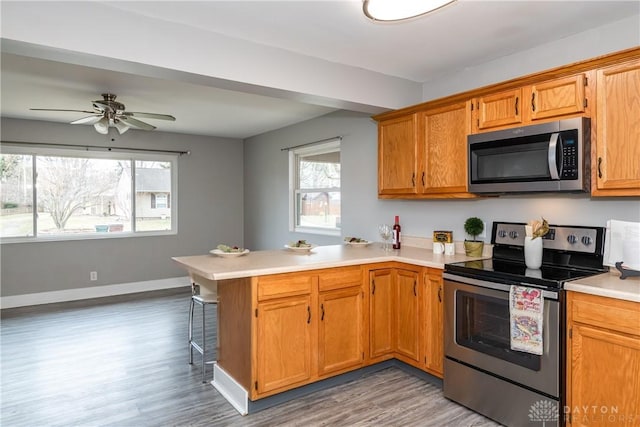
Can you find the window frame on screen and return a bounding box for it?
[288,138,341,236]
[0,144,178,243]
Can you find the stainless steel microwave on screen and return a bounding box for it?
[468,117,590,194]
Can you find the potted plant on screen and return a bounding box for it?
[464,217,485,257]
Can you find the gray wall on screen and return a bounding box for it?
[1,118,244,296]
[243,111,640,251]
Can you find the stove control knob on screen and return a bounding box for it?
[567,234,578,244]
[498,230,507,238]
[581,236,593,246]
[508,231,519,239]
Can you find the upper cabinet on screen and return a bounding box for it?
[377,101,475,199]
[378,114,419,195]
[592,59,640,197]
[472,74,588,133]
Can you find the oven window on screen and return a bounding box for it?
[456,290,541,371]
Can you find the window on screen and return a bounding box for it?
[289,139,341,235]
[0,146,177,242]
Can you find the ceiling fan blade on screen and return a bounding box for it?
[30,108,96,114]
[119,116,156,131]
[123,112,176,121]
[70,115,103,125]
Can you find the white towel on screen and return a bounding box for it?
[510,285,544,355]
[604,220,640,270]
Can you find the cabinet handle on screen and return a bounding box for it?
[321,303,325,321]
[413,280,417,297]
[515,97,519,115]
[307,306,311,324]
[438,286,442,303]
[531,93,536,112]
[411,173,415,187]
[598,157,603,179]
[372,280,376,295]
[421,171,425,187]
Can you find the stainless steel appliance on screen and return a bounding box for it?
[443,221,607,426]
[468,117,590,194]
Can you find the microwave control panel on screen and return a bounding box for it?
[561,138,578,179]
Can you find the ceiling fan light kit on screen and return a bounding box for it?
[363,0,456,21]
[30,93,175,135]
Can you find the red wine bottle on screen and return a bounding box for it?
[393,215,401,249]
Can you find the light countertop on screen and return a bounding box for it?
[172,243,482,281]
[565,269,640,303]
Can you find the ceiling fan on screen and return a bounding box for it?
[30,93,176,135]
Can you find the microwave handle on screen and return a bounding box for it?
[548,132,561,180]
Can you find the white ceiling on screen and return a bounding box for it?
[1,0,638,139]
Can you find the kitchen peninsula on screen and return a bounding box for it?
[172,244,484,414]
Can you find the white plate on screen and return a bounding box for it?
[284,244,315,252]
[210,249,250,258]
[344,240,372,247]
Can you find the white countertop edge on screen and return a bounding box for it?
[565,270,640,303]
[207,254,452,281]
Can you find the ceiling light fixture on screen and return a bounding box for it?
[93,116,110,135]
[113,119,130,135]
[363,0,456,22]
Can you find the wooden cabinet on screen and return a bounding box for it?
[369,268,394,359]
[376,102,475,199]
[419,101,472,196]
[473,74,588,133]
[255,273,314,395]
[395,268,421,363]
[253,267,364,397]
[566,291,640,426]
[378,114,419,195]
[256,294,312,394]
[423,269,444,377]
[318,268,364,377]
[592,59,640,196]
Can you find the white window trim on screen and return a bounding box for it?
[0,145,178,243]
[288,138,341,236]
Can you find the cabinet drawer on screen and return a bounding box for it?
[258,273,313,301]
[318,266,362,292]
[571,292,640,336]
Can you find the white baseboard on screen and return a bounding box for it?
[0,276,190,309]
[213,363,248,415]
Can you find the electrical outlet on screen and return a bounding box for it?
[90,271,97,281]
[479,222,487,239]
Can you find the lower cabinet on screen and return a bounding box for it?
[566,291,640,426]
[424,268,444,377]
[395,268,421,363]
[369,268,395,359]
[256,294,312,394]
[253,266,364,399]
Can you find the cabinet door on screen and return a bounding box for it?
[475,88,523,131]
[256,296,312,394]
[318,286,363,376]
[527,74,586,121]
[420,101,471,194]
[369,269,394,358]
[378,114,419,195]
[594,59,640,195]
[424,270,444,377]
[568,324,640,426]
[395,269,420,362]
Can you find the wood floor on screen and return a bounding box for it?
[1,288,499,427]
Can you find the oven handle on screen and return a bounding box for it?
[443,272,559,300]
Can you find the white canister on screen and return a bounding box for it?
[433,242,444,254]
[524,236,543,269]
[444,242,455,256]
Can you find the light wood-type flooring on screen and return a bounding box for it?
[1,288,499,427]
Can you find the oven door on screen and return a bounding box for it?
[443,273,560,397]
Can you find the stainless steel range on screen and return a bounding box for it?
[443,221,607,426]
